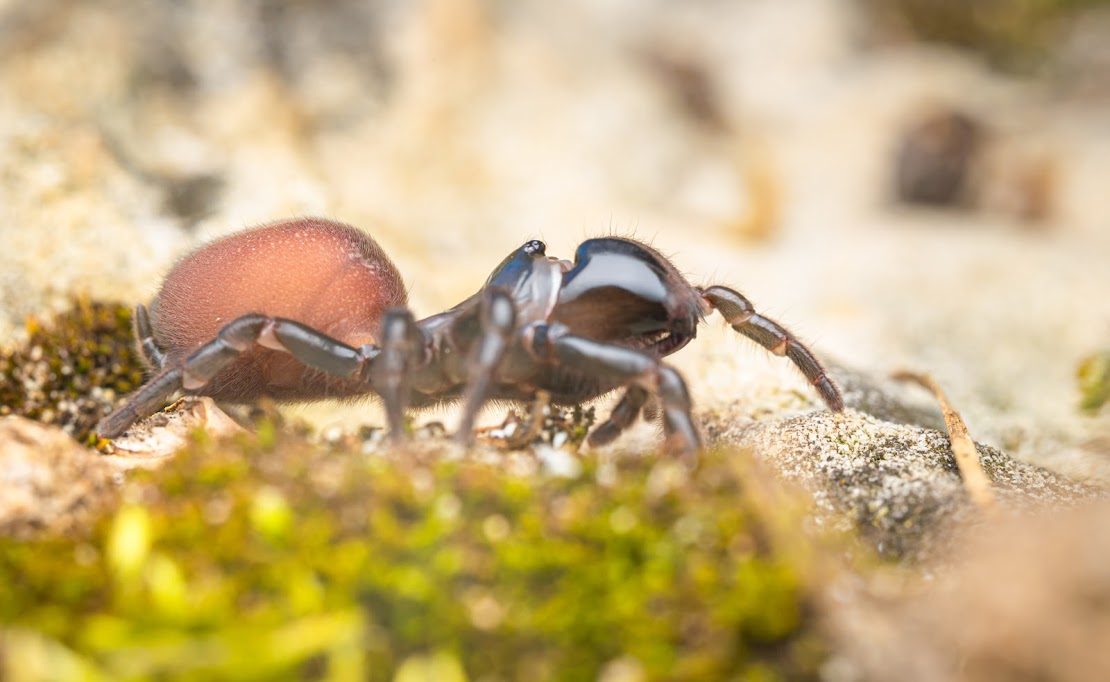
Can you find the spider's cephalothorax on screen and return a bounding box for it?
[97,218,844,458]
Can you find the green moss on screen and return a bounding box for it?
[0,428,830,681]
[1078,350,1110,413]
[864,0,1103,72]
[0,299,145,441]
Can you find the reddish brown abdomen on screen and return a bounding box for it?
[152,218,407,401]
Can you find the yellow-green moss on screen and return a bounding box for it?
[865,0,1103,72]
[1078,350,1110,413]
[0,299,144,441]
[0,427,828,681]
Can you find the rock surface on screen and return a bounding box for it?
[97,396,247,468]
[0,417,117,538]
[716,409,1101,561]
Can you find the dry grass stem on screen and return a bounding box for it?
[892,371,997,511]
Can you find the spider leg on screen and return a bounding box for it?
[501,390,550,449]
[529,325,700,460]
[368,308,424,444]
[455,289,516,445]
[95,367,185,439]
[96,314,374,438]
[587,386,649,447]
[134,304,165,369]
[700,285,844,411]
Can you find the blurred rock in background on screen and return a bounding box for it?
[893,106,982,208]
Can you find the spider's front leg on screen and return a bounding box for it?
[701,285,844,411]
[95,315,377,439]
[527,324,701,460]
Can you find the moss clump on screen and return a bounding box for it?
[864,0,1103,72]
[1078,350,1110,413]
[0,429,829,680]
[0,299,145,441]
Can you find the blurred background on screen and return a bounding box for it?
[1,0,1108,479]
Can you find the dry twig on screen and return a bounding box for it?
[892,371,997,511]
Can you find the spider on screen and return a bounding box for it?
[96,217,844,457]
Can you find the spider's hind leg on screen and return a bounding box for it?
[96,314,376,438]
[95,367,185,439]
[134,304,166,369]
[700,285,844,411]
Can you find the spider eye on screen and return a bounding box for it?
[523,240,546,255]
